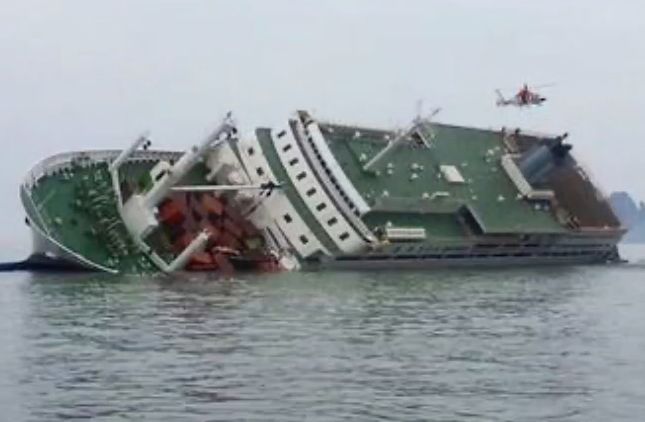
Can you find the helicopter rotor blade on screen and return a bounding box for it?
[533,82,556,89]
[497,82,556,92]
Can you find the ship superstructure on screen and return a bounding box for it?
[20,109,626,274]
[235,110,625,269]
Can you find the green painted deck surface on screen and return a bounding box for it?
[30,161,154,272]
[28,157,214,273]
[319,122,565,235]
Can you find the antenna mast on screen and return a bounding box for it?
[362,100,441,172]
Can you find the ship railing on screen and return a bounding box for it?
[571,156,610,201]
[22,150,115,189]
[378,237,617,257]
[565,153,623,229]
[511,128,560,140]
[22,149,183,190]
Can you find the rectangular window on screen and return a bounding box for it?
[299,235,309,245]
[247,147,255,156]
[282,144,292,152]
[316,203,327,211]
[283,214,292,223]
[277,130,287,138]
[327,217,338,226]
[256,167,265,176]
[339,232,350,241]
[306,187,316,197]
[296,171,306,181]
[289,158,299,166]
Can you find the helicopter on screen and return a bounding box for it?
[495,83,554,108]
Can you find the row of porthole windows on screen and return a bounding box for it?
[254,162,300,181]
[274,123,359,219]
[245,139,324,248]
[336,250,606,261]
[283,211,348,245]
[390,245,612,255]
[304,133,360,217]
[274,132,353,246]
[247,145,267,179]
[290,120,355,213]
[297,233,348,245]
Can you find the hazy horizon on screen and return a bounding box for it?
[1,0,643,259]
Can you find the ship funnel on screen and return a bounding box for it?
[517,136,572,184]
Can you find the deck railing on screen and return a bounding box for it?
[21,149,183,190]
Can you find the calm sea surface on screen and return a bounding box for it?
[2,247,645,421]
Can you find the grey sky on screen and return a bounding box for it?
[1,0,643,257]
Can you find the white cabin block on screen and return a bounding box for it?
[273,120,367,254]
[236,130,329,259]
[149,161,172,184]
[122,195,159,239]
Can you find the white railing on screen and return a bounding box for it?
[22,149,184,190]
[304,119,371,215]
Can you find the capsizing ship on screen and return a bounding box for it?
[19,109,627,275]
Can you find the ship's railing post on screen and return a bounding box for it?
[109,133,150,172]
[363,108,440,172]
[109,112,238,273]
[143,113,237,209]
[166,231,211,272]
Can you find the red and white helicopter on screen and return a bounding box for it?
[495,83,553,108]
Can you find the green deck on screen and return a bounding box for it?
[29,160,153,272]
[27,156,212,273]
[319,122,565,236]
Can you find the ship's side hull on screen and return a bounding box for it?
[304,247,622,271]
[29,225,98,271]
[22,185,113,272]
[25,218,624,272]
[18,149,181,274]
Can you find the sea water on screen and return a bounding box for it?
[1,245,645,422]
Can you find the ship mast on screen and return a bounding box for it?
[362,103,441,172]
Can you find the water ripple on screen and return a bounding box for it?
[1,264,645,421]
